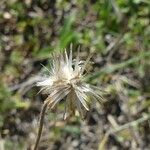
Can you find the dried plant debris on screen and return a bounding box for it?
[0,0,150,150]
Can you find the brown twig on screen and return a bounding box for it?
[99,114,150,150]
[33,101,48,150]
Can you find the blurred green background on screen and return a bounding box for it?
[0,0,150,150]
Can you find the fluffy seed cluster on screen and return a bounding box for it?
[37,49,106,119]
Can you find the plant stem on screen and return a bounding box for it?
[34,101,48,150]
[110,114,150,133]
[98,114,150,150]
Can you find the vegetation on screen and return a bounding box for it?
[0,0,150,149]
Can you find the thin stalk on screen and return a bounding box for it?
[110,114,150,133]
[98,114,150,150]
[34,101,48,150]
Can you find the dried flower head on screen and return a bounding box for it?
[37,48,106,119]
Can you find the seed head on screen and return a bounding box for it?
[37,48,106,119]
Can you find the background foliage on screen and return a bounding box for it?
[0,0,150,149]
